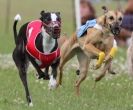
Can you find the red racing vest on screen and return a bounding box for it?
[26,20,60,68]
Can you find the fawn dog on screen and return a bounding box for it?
[56,6,123,95]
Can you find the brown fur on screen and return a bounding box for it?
[57,35,68,48]
[57,7,123,95]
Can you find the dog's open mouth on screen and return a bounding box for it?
[53,27,61,35]
[110,25,121,36]
[46,27,61,38]
[52,27,61,38]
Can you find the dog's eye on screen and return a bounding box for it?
[118,17,122,21]
[44,17,51,23]
[109,16,114,20]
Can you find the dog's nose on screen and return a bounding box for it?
[115,22,119,27]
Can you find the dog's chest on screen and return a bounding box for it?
[95,36,110,51]
[26,20,60,68]
[41,28,56,53]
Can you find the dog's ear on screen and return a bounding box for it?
[56,12,60,16]
[117,8,124,14]
[102,6,108,13]
[40,10,45,16]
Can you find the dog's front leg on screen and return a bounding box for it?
[95,58,112,82]
[43,67,50,80]
[28,55,47,79]
[49,58,60,89]
[104,39,117,75]
[95,39,117,82]
[105,39,118,62]
[83,43,105,69]
[56,34,78,87]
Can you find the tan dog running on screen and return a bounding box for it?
[57,6,123,95]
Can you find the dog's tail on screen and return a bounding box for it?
[13,14,21,45]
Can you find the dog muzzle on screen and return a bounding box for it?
[51,26,61,39]
[43,22,61,39]
[110,24,121,36]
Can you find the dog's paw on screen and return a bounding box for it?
[48,75,57,90]
[43,74,50,80]
[36,73,50,80]
[95,76,102,82]
[36,74,43,79]
[29,102,33,107]
[92,64,101,70]
[109,70,116,75]
[36,73,44,79]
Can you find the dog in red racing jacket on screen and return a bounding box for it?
[12,11,61,106]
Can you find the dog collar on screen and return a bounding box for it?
[94,24,103,31]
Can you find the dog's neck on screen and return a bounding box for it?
[41,27,56,53]
[96,15,112,36]
[97,15,106,26]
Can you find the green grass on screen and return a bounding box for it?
[0,66,133,110]
[0,0,131,110]
[0,48,132,110]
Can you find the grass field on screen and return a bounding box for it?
[0,0,133,110]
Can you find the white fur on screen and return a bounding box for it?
[51,13,57,21]
[94,24,103,31]
[14,14,21,21]
[28,27,33,39]
[41,27,56,53]
[113,39,117,48]
[48,75,57,89]
[29,102,33,107]
[35,59,42,66]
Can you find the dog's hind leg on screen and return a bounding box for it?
[57,48,77,86]
[13,48,33,106]
[75,52,89,96]
[56,35,78,86]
